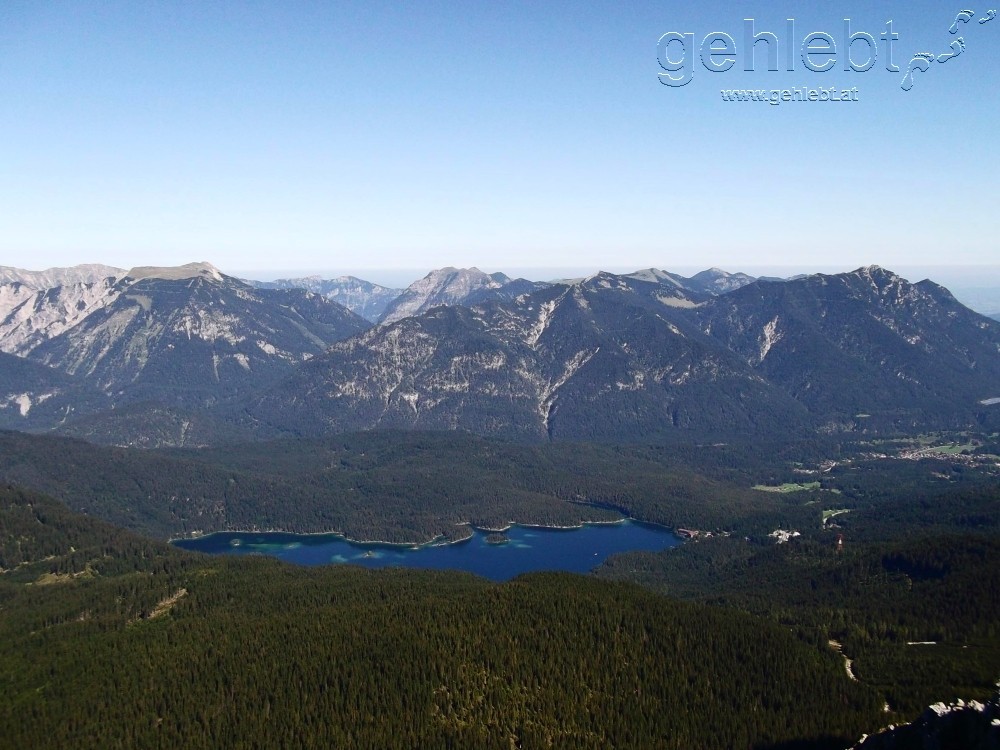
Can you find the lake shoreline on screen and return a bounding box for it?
[171,517,682,550]
[171,519,684,582]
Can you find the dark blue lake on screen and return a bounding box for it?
[172,520,681,581]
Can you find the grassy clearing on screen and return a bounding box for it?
[32,566,95,586]
[864,431,974,448]
[753,482,819,493]
[923,443,976,455]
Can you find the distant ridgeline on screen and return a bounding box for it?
[0,263,998,445]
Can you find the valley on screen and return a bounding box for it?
[6,0,999,742]
[0,425,996,747]
[1,261,998,748]
[0,485,892,749]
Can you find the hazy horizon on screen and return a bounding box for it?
[1,1,996,271]
[236,264,1000,315]
[6,260,1000,304]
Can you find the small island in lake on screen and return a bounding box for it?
[485,533,510,545]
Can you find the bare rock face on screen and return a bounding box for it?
[125,261,224,282]
[0,263,124,289]
[378,267,549,323]
[0,265,127,356]
[0,278,124,356]
[850,691,1000,749]
[9,264,370,410]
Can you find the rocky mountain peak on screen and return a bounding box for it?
[624,269,687,287]
[853,265,902,289]
[126,262,224,283]
[379,267,511,324]
[686,268,757,295]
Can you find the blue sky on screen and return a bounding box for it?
[0,1,997,277]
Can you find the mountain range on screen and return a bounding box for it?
[244,273,808,441]
[0,263,368,428]
[249,275,403,322]
[245,265,1000,441]
[619,267,757,296]
[696,266,1000,432]
[1,261,998,445]
[252,265,744,326]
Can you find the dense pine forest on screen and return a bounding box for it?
[1,427,998,747]
[0,485,886,749]
[5,429,996,544]
[599,483,1000,717]
[0,430,830,542]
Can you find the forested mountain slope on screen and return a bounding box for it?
[0,485,886,749]
[0,352,109,430]
[0,430,816,542]
[696,266,1000,432]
